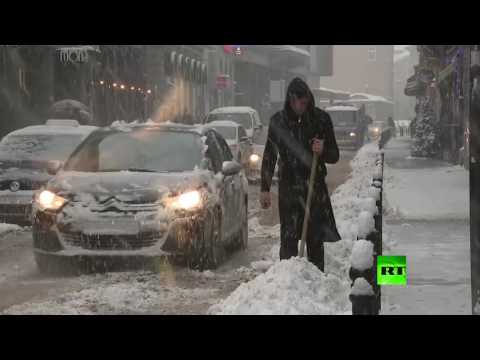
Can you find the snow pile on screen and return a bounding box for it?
[350,240,374,271]
[330,141,380,242]
[358,211,375,239]
[351,278,374,296]
[208,257,351,315]
[0,223,23,237]
[357,197,378,215]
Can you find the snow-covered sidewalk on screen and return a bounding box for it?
[209,142,384,315]
[382,137,470,314]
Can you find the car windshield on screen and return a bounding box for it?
[64,129,204,173]
[0,134,85,162]
[209,126,237,140]
[328,111,357,126]
[208,113,253,129]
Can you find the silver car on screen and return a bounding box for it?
[0,120,97,225]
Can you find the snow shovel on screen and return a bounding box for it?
[299,143,322,258]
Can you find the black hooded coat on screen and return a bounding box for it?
[261,78,341,266]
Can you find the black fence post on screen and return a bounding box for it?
[350,150,384,315]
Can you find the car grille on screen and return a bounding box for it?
[61,231,162,250]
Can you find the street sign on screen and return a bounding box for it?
[216,74,230,89]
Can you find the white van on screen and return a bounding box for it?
[205,107,263,142]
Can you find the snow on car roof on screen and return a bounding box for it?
[325,106,359,112]
[109,120,205,135]
[210,106,256,114]
[348,93,393,104]
[7,124,98,137]
[204,120,242,128]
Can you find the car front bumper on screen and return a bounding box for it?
[32,208,206,259]
[0,191,34,225]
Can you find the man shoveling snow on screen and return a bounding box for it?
[260,78,341,271]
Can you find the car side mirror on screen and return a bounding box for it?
[222,161,242,176]
[200,158,212,170]
[47,160,63,176]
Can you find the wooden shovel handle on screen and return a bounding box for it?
[299,152,320,258]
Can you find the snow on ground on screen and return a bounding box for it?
[0,223,23,237]
[209,142,382,315]
[384,162,468,221]
[3,271,220,315]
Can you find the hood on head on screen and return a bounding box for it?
[284,77,316,116]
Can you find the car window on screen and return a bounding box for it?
[65,130,204,173]
[208,126,237,140]
[0,133,86,162]
[238,127,247,139]
[207,113,253,129]
[213,133,234,162]
[204,131,223,173]
[327,111,357,126]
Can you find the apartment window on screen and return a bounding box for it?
[368,46,377,62]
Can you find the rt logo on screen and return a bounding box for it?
[377,256,407,286]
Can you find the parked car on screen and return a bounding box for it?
[204,120,253,168]
[325,105,368,149]
[32,122,249,274]
[0,120,97,225]
[205,106,263,143]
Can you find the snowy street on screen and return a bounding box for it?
[381,137,471,314]
[0,149,356,315]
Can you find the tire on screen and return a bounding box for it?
[240,199,248,250]
[206,208,226,269]
[186,215,210,271]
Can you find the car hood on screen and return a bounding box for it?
[49,169,219,204]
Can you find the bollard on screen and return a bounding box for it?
[350,152,384,315]
[349,239,379,315]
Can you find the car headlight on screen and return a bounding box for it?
[249,154,261,163]
[168,190,202,210]
[36,190,68,211]
[349,132,356,137]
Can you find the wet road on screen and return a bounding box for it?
[0,148,357,314]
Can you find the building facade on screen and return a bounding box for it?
[320,45,394,100]
[394,45,418,121]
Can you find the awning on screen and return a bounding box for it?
[270,45,310,57]
[50,45,101,52]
